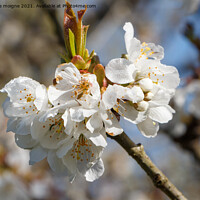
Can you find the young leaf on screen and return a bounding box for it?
[69,29,76,57]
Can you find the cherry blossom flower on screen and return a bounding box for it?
[105,22,180,90]
[58,122,106,182]
[48,63,101,108]
[137,86,175,137]
[104,22,180,137]
[0,77,48,135]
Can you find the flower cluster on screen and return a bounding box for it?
[105,22,180,137]
[1,5,179,182]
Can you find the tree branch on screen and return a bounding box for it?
[107,132,188,200]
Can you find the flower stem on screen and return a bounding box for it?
[107,132,188,200]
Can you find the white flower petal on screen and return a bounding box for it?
[29,145,48,165]
[54,63,81,90]
[0,76,40,102]
[3,98,36,118]
[70,107,97,122]
[138,59,180,89]
[86,113,103,133]
[88,134,107,148]
[116,101,146,124]
[124,86,144,103]
[7,116,34,135]
[150,86,173,106]
[56,137,76,158]
[48,85,75,106]
[62,109,74,134]
[47,151,69,176]
[137,117,159,137]
[145,43,164,60]
[31,114,69,149]
[34,84,48,111]
[123,22,141,62]
[39,102,78,122]
[62,150,77,176]
[15,134,37,149]
[85,158,104,182]
[102,85,117,110]
[123,22,134,47]
[102,111,123,136]
[105,58,136,84]
[149,105,175,123]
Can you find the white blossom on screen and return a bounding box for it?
[0,77,48,135]
[48,63,101,108]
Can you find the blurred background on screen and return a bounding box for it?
[0,0,200,199]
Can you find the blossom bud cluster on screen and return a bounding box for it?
[1,22,180,182]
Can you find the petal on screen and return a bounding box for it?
[123,22,141,62]
[102,85,117,109]
[150,85,173,106]
[31,115,69,149]
[124,86,144,103]
[47,150,69,176]
[3,98,37,118]
[102,111,123,136]
[145,43,164,60]
[54,63,81,91]
[149,105,175,123]
[123,22,134,46]
[138,59,180,89]
[86,113,103,133]
[62,109,74,134]
[78,93,99,109]
[39,102,78,122]
[7,116,33,135]
[62,150,77,176]
[56,137,76,158]
[29,145,48,165]
[88,134,107,148]
[70,107,97,122]
[85,158,104,182]
[48,85,75,106]
[115,101,146,124]
[0,76,40,102]
[137,117,159,137]
[34,84,48,111]
[105,58,136,84]
[15,134,37,149]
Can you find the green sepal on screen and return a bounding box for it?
[71,55,86,69]
[88,54,100,73]
[93,64,105,87]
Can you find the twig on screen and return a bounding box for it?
[107,132,188,200]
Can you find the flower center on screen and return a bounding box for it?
[45,116,65,140]
[73,77,91,99]
[70,134,94,162]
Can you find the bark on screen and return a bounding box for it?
[107,132,188,200]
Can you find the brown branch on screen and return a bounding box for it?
[107,132,188,200]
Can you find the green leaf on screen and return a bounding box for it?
[69,29,76,57]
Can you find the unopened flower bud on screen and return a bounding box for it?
[139,78,153,92]
[134,100,149,112]
[144,92,154,101]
